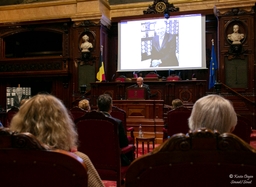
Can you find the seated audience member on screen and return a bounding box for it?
[97,94,132,166]
[78,99,91,111]
[188,94,237,133]
[164,98,184,129]
[9,94,104,187]
[134,77,151,99]
[172,98,183,109]
[0,121,3,128]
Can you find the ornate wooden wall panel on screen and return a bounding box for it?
[214,4,256,128]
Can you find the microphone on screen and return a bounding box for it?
[126,84,136,89]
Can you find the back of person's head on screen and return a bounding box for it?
[9,94,78,151]
[97,94,112,112]
[188,94,237,134]
[78,99,91,111]
[172,99,183,109]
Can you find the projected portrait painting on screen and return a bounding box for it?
[118,14,206,71]
[6,87,31,111]
[141,19,179,67]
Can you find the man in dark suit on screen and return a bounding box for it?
[151,20,179,67]
[134,77,151,99]
[13,87,28,107]
[97,94,131,166]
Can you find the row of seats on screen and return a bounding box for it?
[163,106,252,144]
[125,128,256,187]
[2,126,256,187]
[0,128,88,187]
[3,104,254,187]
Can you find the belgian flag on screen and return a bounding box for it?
[96,46,105,82]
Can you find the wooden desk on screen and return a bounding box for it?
[113,100,164,139]
[90,80,207,107]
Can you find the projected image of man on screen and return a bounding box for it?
[151,20,179,67]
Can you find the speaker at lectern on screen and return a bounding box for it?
[126,87,148,100]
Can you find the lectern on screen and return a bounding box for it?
[126,87,147,100]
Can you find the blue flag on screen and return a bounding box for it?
[209,43,218,89]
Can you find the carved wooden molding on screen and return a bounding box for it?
[143,0,179,15]
[214,6,255,17]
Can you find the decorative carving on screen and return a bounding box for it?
[0,61,63,72]
[214,7,255,17]
[0,128,47,150]
[73,20,99,27]
[143,0,179,15]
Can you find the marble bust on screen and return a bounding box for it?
[80,34,93,52]
[227,25,244,45]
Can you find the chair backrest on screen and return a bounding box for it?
[116,75,126,82]
[232,115,252,143]
[111,106,135,145]
[75,111,127,187]
[166,74,180,81]
[145,72,159,78]
[0,128,88,187]
[144,72,159,81]
[111,106,127,134]
[6,106,19,127]
[166,106,191,136]
[69,106,87,122]
[125,128,256,187]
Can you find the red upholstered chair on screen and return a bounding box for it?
[0,128,88,187]
[111,106,134,144]
[145,72,159,78]
[144,72,159,81]
[163,106,191,141]
[232,115,252,144]
[69,106,87,122]
[6,106,19,127]
[125,128,256,187]
[166,74,180,81]
[75,111,135,187]
[116,75,126,82]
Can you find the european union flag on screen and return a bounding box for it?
[209,42,218,89]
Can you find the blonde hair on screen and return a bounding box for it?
[10,94,78,151]
[188,94,237,134]
[20,99,28,106]
[78,99,91,111]
[172,99,183,109]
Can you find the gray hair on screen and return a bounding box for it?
[188,94,237,133]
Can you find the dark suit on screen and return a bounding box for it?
[151,33,178,67]
[134,83,151,99]
[13,94,28,107]
[102,112,128,148]
[102,112,131,166]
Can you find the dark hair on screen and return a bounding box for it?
[97,94,112,112]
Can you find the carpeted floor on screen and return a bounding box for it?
[103,131,256,187]
[102,143,158,187]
